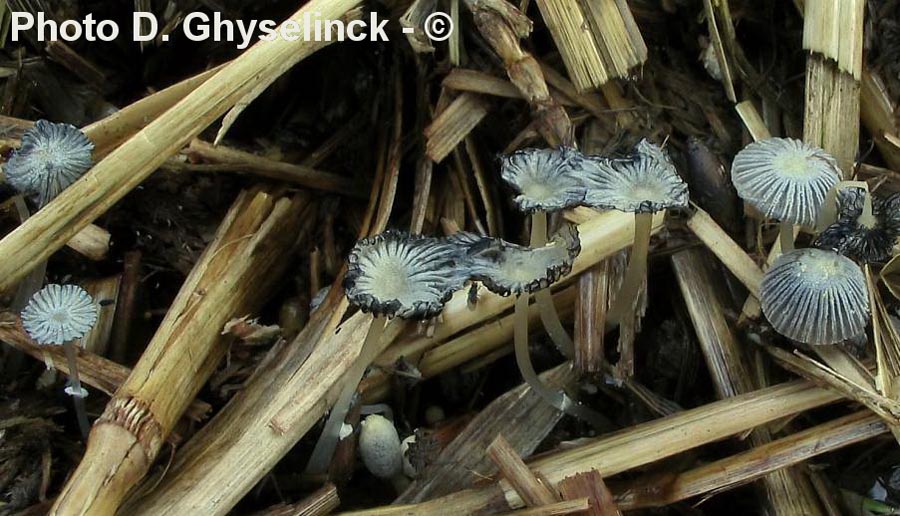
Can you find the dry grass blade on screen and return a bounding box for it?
[424,92,491,162]
[686,207,763,298]
[488,434,560,507]
[495,498,591,515]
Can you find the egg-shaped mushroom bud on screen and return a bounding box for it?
[359,414,403,480]
[814,187,900,263]
[308,231,468,476]
[731,138,841,245]
[4,120,94,207]
[760,248,868,345]
[500,147,587,213]
[21,284,98,438]
[582,139,689,327]
[462,223,581,297]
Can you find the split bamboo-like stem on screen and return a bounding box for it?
[488,434,560,506]
[0,323,211,421]
[574,264,608,374]
[342,379,843,514]
[63,223,110,262]
[0,0,361,294]
[50,189,308,516]
[735,100,772,141]
[76,276,120,356]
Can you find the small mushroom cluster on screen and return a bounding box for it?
[731,137,900,346]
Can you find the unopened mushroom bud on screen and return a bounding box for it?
[359,414,405,488]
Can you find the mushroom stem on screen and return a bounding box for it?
[306,316,388,475]
[513,295,608,427]
[63,342,90,439]
[530,211,575,358]
[779,222,795,252]
[607,212,653,328]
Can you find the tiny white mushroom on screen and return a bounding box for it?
[500,147,586,213]
[359,414,402,480]
[4,120,94,207]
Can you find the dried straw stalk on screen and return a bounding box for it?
[860,70,900,171]
[495,498,591,516]
[49,189,308,516]
[801,0,865,174]
[343,379,843,514]
[616,411,886,509]
[463,0,572,145]
[425,92,491,162]
[558,471,620,516]
[128,210,660,516]
[0,0,362,294]
[488,434,560,507]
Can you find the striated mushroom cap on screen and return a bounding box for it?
[814,187,900,263]
[760,248,868,345]
[344,231,467,320]
[500,147,587,212]
[4,120,94,207]
[461,223,581,296]
[731,138,840,227]
[21,284,97,345]
[582,139,689,213]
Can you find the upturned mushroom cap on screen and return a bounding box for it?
[760,248,868,345]
[21,284,98,345]
[344,231,467,320]
[4,120,94,207]
[500,147,586,212]
[582,139,689,213]
[461,223,581,296]
[731,137,841,227]
[814,187,900,263]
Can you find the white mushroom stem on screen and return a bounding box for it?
[306,315,388,475]
[607,212,653,328]
[513,295,608,427]
[530,211,574,358]
[63,342,90,439]
[779,222,795,252]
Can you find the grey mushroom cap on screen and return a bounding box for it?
[21,284,98,345]
[4,120,94,207]
[760,248,868,345]
[582,139,689,213]
[731,137,841,227]
[813,187,900,263]
[344,231,467,320]
[462,224,581,296]
[500,147,586,213]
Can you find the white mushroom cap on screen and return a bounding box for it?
[359,414,402,480]
[461,224,581,296]
[582,139,689,213]
[21,284,97,345]
[760,248,868,345]
[731,138,841,227]
[344,231,468,320]
[500,147,587,212]
[4,120,94,207]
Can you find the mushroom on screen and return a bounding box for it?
[20,284,98,437]
[814,185,900,263]
[731,137,841,251]
[760,248,868,345]
[458,225,606,426]
[500,146,587,358]
[4,120,94,207]
[582,139,689,327]
[306,231,466,475]
[358,414,407,491]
